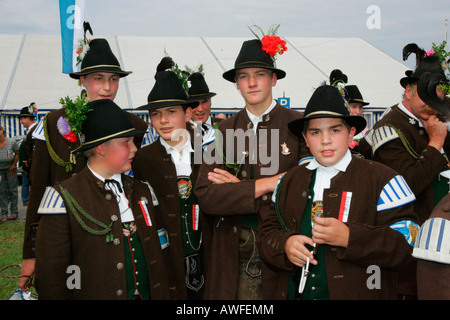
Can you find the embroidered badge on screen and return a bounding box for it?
[311,201,323,223]
[281,142,290,155]
[178,176,192,199]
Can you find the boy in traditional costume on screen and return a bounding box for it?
[35,99,172,300]
[132,70,206,299]
[193,27,310,299]
[20,38,148,291]
[259,85,419,299]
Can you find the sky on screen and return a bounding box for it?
[0,0,449,69]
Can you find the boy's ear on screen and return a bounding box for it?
[185,107,193,122]
[79,75,86,87]
[94,142,107,157]
[302,131,309,148]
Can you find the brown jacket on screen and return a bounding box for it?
[258,157,419,299]
[193,103,310,299]
[132,137,209,299]
[23,108,147,258]
[35,168,175,300]
[359,105,450,224]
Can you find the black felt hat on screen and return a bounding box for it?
[400,43,446,88]
[417,72,450,120]
[69,38,132,79]
[288,85,367,137]
[137,71,199,111]
[188,72,217,100]
[222,39,286,82]
[74,99,145,153]
[18,102,36,118]
[344,85,370,106]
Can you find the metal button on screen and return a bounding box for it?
[262,194,268,201]
[105,194,112,200]
[111,215,118,221]
[117,262,124,270]
[116,290,123,296]
[113,238,120,245]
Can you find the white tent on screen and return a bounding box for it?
[1,34,409,111]
[0,34,409,138]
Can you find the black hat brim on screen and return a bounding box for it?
[69,66,132,79]
[136,99,199,111]
[73,128,146,154]
[400,74,418,88]
[223,64,286,82]
[188,92,217,101]
[288,114,367,138]
[348,99,370,106]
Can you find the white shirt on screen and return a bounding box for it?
[245,99,277,133]
[160,134,194,176]
[306,149,352,201]
[87,164,134,223]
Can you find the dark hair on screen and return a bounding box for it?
[303,117,351,134]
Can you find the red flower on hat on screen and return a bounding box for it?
[261,35,287,57]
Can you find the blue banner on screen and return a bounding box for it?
[59,0,86,74]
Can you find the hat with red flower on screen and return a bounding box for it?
[223,24,287,82]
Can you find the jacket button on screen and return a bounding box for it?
[113,238,120,245]
[116,290,123,296]
[117,262,124,270]
[233,226,238,233]
[105,194,112,200]
[111,215,118,221]
[262,194,268,201]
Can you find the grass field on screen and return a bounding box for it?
[0,218,36,300]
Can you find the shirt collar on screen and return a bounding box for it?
[87,163,123,185]
[246,99,277,126]
[306,149,352,173]
[160,133,194,155]
[190,116,212,129]
[28,122,37,131]
[398,101,423,127]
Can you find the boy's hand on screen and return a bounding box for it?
[207,168,241,184]
[312,217,349,248]
[284,235,317,267]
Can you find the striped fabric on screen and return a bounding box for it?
[377,175,415,211]
[364,125,399,153]
[31,117,45,141]
[390,220,420,246]
[37,187,66,214]
[413,217,450,264]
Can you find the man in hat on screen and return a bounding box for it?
[132,70,206,299]
[344,85,370,152]
[258,85,419,300]
[187,72,223,150]
[19,38,148,291]
[193,37,310,299]
[18,103,37,206]
[359,46,449,224]
[345,85,370,118]
[358,46,450,298]
[34,99,173,300]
